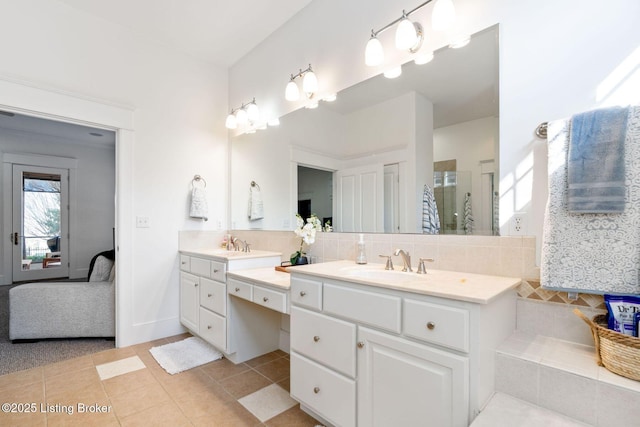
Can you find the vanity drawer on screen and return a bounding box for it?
[324,283,402,333]
[291,306,356,377]
[199,307,226,351]
[290,352,356,427]
[179,255,190,272]
[200,277,226,316]
[210,260,226,282]
[290,276,322,311]
[190,257,211,277]
[227,278,253,302]
[253,286,287,314]
[403,299,469,353]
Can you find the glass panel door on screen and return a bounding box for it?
[12,165,69,282]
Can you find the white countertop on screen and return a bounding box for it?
[180,249,282,261]
[288,260,521,304]
[227,267,291,290]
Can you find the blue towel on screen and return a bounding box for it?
[567,106,629,213]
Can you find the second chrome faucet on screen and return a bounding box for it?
[394,249,412,272]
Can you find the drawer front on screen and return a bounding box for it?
[199,307,227,351]
[200,278,227,316]
[290,276,322,311]
[291,306,356,377]
[253,286,287,314]
[190,257,211,277]
[290,352,356,427]
[179,255,191,272]
[210,260,226,282]
[324,283,402,333]
[403,299,469,353]
[227,278,253,302]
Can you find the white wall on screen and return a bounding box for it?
[0,0,228,346]
[0,129,115,279]
[229,0,640,257]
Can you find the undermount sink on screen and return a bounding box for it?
[339,267,420,283]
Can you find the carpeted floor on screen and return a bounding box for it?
[0,284,114,376]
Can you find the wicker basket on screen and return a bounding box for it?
[573,308,640,381]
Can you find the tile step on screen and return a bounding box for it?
[493,332,640,426]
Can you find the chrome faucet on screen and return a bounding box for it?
[393,249,412,272]
[232,238,250,252]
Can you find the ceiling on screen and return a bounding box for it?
[55,0,313,66]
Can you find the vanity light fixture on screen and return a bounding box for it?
[225,98,260,129]
[364,0,456,67]
[285,64,318,101]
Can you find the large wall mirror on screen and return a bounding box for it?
[231,24,499,235]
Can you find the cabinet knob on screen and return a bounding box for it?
[300,291,307,297]
[263,297,269,302]
[357,341,365,349]
[181,261,187,265]
[235,287,240,292]
[194,283,198,287]
[313,336,320,342]
[313,387,320,394]
[207,293,212,297]
[213,269,219,273]
[207,325,212,330]
[426,321,436,330]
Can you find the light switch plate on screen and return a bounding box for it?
[136,216,150,228]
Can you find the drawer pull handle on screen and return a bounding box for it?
[181,261,187,265]
[313,387,320,394]
[208,293,212,297]
[235,287,240,292]
[194,283,198,287]
[263,297,269,302]
[357,341,365,349]
[300,291,307,297]
[207,325,212,330]
[427,321,436,330]
[313,336,320,342]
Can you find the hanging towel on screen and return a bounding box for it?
[567,106,629,213]
[492,191,500,236]
[463,192,474,235]
[189,187,208,221]
[248,182,264,221]
[422,184,440,235]
[541,106,640,294]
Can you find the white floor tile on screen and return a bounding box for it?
[96,355,146,380]
[238,383,297,422]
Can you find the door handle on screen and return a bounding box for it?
[12,232,18,245]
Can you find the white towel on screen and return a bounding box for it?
[189,187,208,221]
[248,186,264,221]
[541,106,640,294]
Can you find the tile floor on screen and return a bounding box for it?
[0,333,322,426]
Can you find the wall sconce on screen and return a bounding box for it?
[365,0,456,67]
[285,64,318,101]
[225,98,259,129]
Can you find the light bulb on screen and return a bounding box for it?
[246,102,259,122]
[285,80,300,101]
[395,16,417,50]
[235,108,248,126]
[432,0,456,31]
[383,66,402,79]
[365,35,384,66]
[267,118,280,127]
[303,70,318,96]
[225,113,237,129]
[414,51,434,65]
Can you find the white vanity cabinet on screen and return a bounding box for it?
[289,272,516,427]
[179,251,281,362]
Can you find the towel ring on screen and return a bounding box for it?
[250,180,261,190]
[535,122,548,139]
[192,174,207,188]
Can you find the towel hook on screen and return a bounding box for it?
[250,180,261,190]
[192,174,207,188]
[535,122,548,139]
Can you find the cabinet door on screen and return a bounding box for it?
[357,327,469,427]
[180,272,199,332]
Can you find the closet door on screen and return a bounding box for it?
[334,164,384,232]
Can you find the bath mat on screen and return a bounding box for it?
[149,336,222,375]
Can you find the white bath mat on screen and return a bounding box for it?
[149,336,222,375]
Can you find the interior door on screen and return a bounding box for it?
[12,164,69,282]
[334,164,384,232]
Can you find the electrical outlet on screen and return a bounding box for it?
[510,213,526,235]
[136,216,150,228]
